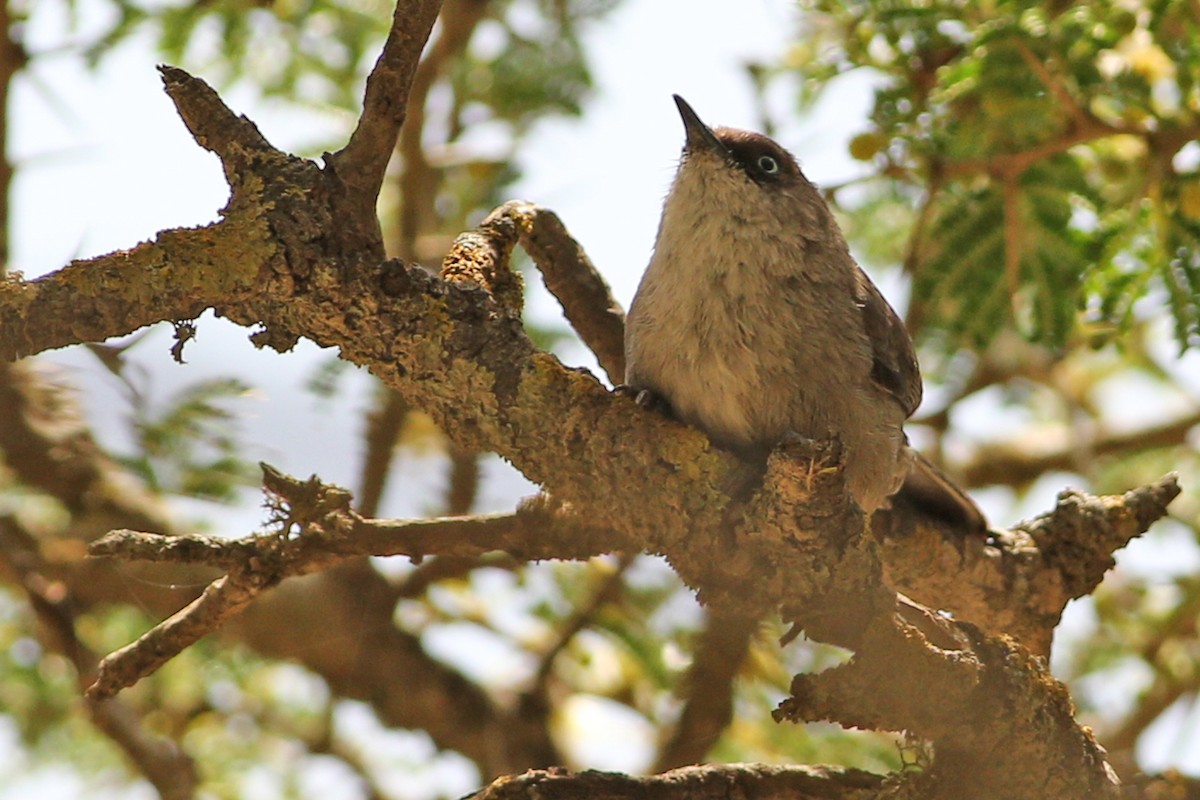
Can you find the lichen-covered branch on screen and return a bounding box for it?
[496,200,628,383]
[91,469,623,572]
[874,474,1181,656]
[0,215,269,361]
[776,615,1118,800]
[467,765,884,800]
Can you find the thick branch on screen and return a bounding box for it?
[1025,475,1181,601]
[468,765,884,800]
[874,473,1180,656]
[777,616,1119,800]
[0,215,268,360]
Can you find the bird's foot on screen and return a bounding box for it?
[774,433,842,491]
[614,385,673,416]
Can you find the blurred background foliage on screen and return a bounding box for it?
[1,0,1199,797]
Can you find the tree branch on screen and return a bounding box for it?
[159,64,272,167]
[467,764,884,800]
[393,0,488,261]
[357,388,410,516]
[0,212,268,361]
[85,465,625,698]
[1025,477,1182,600]
[875,473,1181,656]
[654,605,759,772]
[528,553,635,692]
[776,614,1119,800]
[328,0,444,236]
[0,361,171,528]
[445,445,481,514]
[959,410,1200,488]
[0,517,197,799]
[492,200,628,383]
[92,470,622,571]
[87,569,266,701]
[1101,583,1200,757]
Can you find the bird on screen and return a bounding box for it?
[623,95,985,532]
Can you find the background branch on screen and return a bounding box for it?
[0,517,198,799]
[959,411,1200,488]
[654,606,759,772]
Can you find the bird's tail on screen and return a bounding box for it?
[898,447,988,535]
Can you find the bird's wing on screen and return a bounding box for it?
[855,269,923,418]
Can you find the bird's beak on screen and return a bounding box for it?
[673,95,726,157]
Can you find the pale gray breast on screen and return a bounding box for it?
[625,246,870,453]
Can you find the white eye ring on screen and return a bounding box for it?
[757,155,779,174]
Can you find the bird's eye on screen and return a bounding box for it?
[757,155,779,174]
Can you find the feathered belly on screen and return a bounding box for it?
[663,349,764,449]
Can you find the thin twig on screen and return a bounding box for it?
[941,117,1145,180]
[901,172,944,335]
[1012,37,1091,130]
[85,466,626,697]
[529,553,635,691]
[1002,171,1023,308]
[88,571,264,700]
